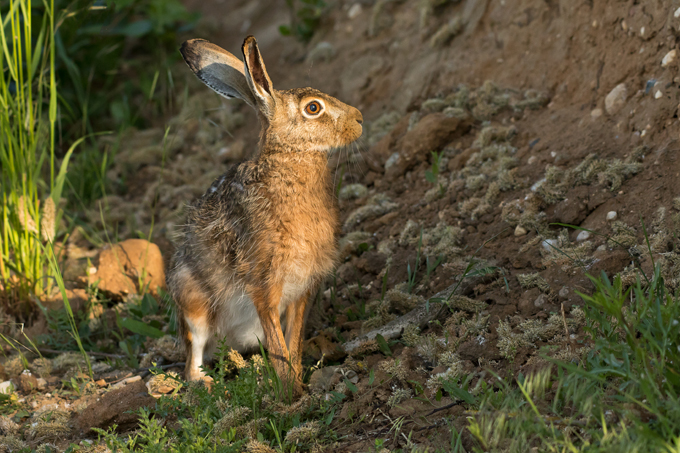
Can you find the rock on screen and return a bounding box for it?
[591,108,603,119]
[0,381,13,394]
[605,84,627,115]
[309,366,341,393]
[606,211,617,221]
[534,293,548,308]
[72,379,156,434]
[514,225,527,236]
[558,287,570,298]
[304,334,346,362]
[306,42,336,63]
[385,114,469,180]
[347,3,362,19]
[89,239,165,298]
[36,378,47,391]
[662,49,677,67]
[655,90,663,99]
[518,288,541,316]
[576,230,591,242]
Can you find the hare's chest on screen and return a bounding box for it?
[267,203,337,299]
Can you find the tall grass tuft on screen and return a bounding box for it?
[0,0,82,308]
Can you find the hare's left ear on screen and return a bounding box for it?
[242,36,276,119]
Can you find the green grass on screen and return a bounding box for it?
[459,265,680,452]
[0,0,83,305]
[94,342,338,452]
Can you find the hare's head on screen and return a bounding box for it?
[180,36,363,153]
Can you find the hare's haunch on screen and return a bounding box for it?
[167,36,363,395]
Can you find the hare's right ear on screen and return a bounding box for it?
[180,39,257,108]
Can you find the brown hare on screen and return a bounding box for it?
[168,36,363,395]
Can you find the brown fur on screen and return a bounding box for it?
[168,36,363,395]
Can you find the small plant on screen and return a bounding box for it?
[0,0,85,307]
[425,150,445,196]
[279,0,327,43]
[468,265,680,451]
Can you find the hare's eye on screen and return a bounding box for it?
[304,101,322,116]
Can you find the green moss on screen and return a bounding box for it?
[517,273,551,293]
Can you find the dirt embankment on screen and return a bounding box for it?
[5,0,680,451]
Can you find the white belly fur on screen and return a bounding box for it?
[208,274,310,356]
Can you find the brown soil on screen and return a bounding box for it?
[5,0,680,451]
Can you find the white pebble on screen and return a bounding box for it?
[542,238,558,251]
[640,27,645,37]
[550,151,557,158]
[514,225,528,236]
[675,7,680,18]
[0,381,13,394]
[591,108,603,118]
[655,90,663,99]
[662,49,677,67]
[576,230,591,242]
[530,178,546,192]
[348,3,362,19]
[527,156,537,164]
[606,211,617,221]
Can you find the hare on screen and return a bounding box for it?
[167,36,363,395]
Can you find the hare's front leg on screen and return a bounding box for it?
[284,289,312,392]
[250,284,295,394]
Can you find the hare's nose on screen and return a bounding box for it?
[356,118,363,125]
[355,110,364,125]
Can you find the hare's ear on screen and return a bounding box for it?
[180,39,257,108]
[241,36,276,118]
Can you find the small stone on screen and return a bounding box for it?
[605,84,627,115]
[621,20,628,31]
[514,225,528,236]
[348,3,362,19]
[558,287,570,298]
[655,90,663,99]
[576,230,591,242]
[541,238,558,251]
[534,294,547,307]
[95,379,107,388]
[596,244,607,251]
[675,7,680,18]
[36,378,47,391]
[306,42,336,63]
[527,156,537,164]
[606,211,617,221]
[591,108,603,118]
[0,381,13,394]
[662,49,677,68]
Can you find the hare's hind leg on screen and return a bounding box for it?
[173,270,213,382]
